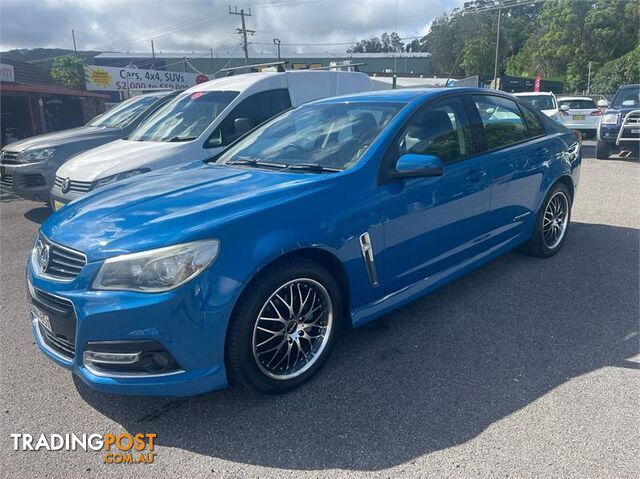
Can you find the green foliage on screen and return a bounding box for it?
[50,54,86,90]
[590,46,640,94]
[404,0,639,93]
[348,32,405,54]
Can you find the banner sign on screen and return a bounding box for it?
[0,63,15,83]
[84,65,209,91]
[534,74,542,92]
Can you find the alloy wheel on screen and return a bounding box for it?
[542,191,569,249]
[252,278,333,380]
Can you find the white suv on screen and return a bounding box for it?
[514,92,567,122]
[557,96,602,138]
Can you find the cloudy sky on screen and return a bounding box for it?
[0,0,465,56]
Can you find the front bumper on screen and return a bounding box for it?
[27,255,241,396]
[0,162,51,202]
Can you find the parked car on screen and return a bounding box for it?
[0,91,177,202]
[27,88,581,396]
[596,84,640,159]
[514,92,568,122]
[50,70,373,211]
[557,96,602,138]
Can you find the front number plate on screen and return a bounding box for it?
[631,128,640,134]
[30,304,52,331]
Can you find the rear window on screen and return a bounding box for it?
[558,99,596,110]
[517,95,556,111]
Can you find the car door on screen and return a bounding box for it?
[377,95,493,294]
[470,94,549,243]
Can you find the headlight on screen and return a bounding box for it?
[17,148,56,164]
[94,168,149,189]
[601,113,619,125]
[93,240,220,292]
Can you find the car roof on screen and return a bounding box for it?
[309,87,494,105]
[557,96,596,101]
[187,70,369,94]
[513,91,555,96]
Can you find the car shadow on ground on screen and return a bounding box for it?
[23,206,51,225]
[75,221,639,471]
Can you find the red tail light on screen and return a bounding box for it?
[590,110,602,116]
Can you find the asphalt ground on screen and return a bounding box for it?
[1,141,638,478]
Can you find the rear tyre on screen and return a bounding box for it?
[524,182,572,258]
[226,258,342,394]
[596,140,611,159]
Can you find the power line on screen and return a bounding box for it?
[229,6,255,67]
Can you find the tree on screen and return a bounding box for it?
[51,54,86,90]
[348,32,404,54]
[590,46,640,94]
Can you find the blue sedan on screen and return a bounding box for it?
[27,88,581,395]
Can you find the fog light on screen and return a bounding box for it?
[83,351,140,365]
[83,340,182,376]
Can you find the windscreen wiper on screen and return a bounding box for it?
[226,158,288,169]
[285,163,343,173]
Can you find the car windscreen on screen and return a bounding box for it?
[128,90,239,142]
[517,95,557,111]
[558,98,596,110]
[88,95,163,128]
[215,102,404,171]
[610,85,640,109]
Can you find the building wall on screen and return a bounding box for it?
[95,54,433,76]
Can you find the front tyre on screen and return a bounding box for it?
[525,182,572,258]
[226,258,342,393]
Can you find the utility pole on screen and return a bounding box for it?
[586,61,593,94]
[151,40,155,60]
[273,38,281,60]
[492,1,502,89]
[71,29,77,54]
[210,48,215,74]
[229,6,254,68]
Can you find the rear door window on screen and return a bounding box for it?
[472,95,528,150]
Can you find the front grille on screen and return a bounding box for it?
[54,176,94,193]
[36,234,87,280]
[0,151,20,165]
[0,174,13,188]
[623,112,640,125]
[31,287,76,359]
[22,174,46,187]
[39,323,75,359]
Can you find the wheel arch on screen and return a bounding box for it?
[228,246,352,330]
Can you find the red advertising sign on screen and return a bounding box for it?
[534,74,541,92]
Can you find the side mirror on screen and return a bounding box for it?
[559,104,570,112]
[234,117,254,137]
[390,154,444,179]
[597,99,609,108]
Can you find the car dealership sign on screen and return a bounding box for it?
[84,65,209,91]
[0,63,15,83]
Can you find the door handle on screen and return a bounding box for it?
[465,170,486,183]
